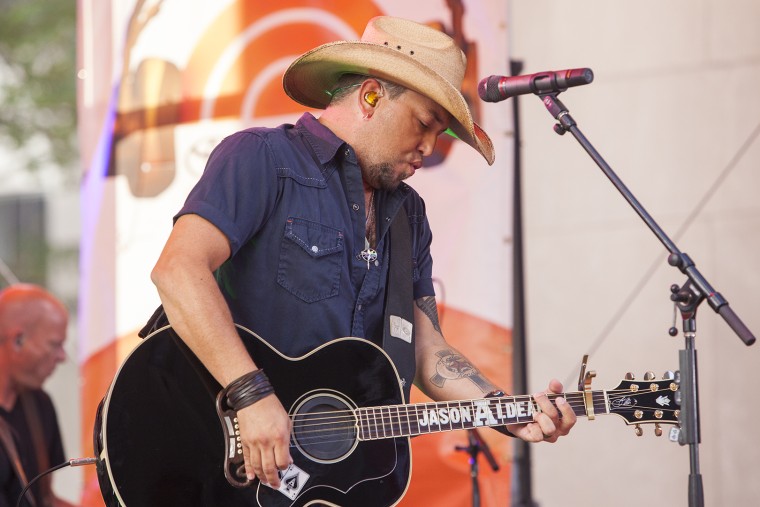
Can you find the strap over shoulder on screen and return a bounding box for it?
[138,304,169,338]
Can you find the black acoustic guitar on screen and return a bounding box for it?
[94,325,680,506]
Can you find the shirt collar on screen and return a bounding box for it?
[295,112,346,166]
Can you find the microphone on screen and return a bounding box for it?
[478,68,594,102]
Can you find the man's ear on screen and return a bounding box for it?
[358,79,384,118]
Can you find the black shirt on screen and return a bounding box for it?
[0,390,65,507]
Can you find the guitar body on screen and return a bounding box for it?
[95,326,411,507]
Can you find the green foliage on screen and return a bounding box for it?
[0,0,77,177]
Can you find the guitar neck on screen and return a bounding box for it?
[356,392,604,440]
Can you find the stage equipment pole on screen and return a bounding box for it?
[508,59,537,507]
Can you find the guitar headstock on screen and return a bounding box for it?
[609,371,680,436]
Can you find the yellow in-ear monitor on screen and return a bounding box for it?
[364,91,379,106]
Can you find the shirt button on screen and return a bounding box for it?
[352,203,360,211]
[357,304,362,311]
[311,245,319,253]
[344,148,351,157]
[385,217,391,222]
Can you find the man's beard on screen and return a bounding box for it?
[366,162,404,192]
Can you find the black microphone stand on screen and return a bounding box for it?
[534,90,756,507]
[455,429,500,507]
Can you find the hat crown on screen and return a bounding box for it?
[361,16,466,90]
[282,16,495,165]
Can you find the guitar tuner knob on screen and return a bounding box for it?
[625,372,635,380]
[634,424,643,437]
[654,424,663,437]
[644,371,655,381]
[662,371,675,380]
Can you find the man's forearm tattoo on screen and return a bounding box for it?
[429,348,495,392]
[416,296,442,334]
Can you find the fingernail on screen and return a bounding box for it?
[556,397,566,406]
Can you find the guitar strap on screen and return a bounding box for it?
[381,204,416,402]
[0,407,38,507]
[20,392,54,507]
[138,303,168,338]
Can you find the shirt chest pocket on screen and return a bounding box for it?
[277,217,344,303]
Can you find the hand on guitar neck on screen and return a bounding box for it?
[501,378,574,443]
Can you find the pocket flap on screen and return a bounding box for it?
[284,218,344,257]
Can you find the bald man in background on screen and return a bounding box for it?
[0,285,75,507]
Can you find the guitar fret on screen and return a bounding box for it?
[423,403,434,434]
[409,404,420,436]
[385,406,394,437]
[449,401,459,432]
[516,396,532,424]
[594,391,608,415]
[404,404,414,437]
[361,408,372,440]
[371,407,380,439]
[358,408,366,440]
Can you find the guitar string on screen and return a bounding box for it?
[278,390,679,447]
[284,389,677,424]
[286,403,681,449]
[284,390,678,428]
[286,415,681,447]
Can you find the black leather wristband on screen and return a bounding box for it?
[224,369,275,411]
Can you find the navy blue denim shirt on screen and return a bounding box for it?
[176,113,435,357]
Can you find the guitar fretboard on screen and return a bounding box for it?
[356,391,606,440]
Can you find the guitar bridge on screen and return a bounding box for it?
[215,391,250,488]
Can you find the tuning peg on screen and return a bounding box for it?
[634,424,643,437]
[625,372,635,380]
[662,371,675,380]
[654,424,663,437]
[644,371,656,381]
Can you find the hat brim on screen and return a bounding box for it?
[283,41,495,165]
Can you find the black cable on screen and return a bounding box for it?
[16,458,98,507]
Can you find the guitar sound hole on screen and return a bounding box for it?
[292,393,357,463]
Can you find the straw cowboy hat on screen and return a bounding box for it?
[282,16,495,165]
